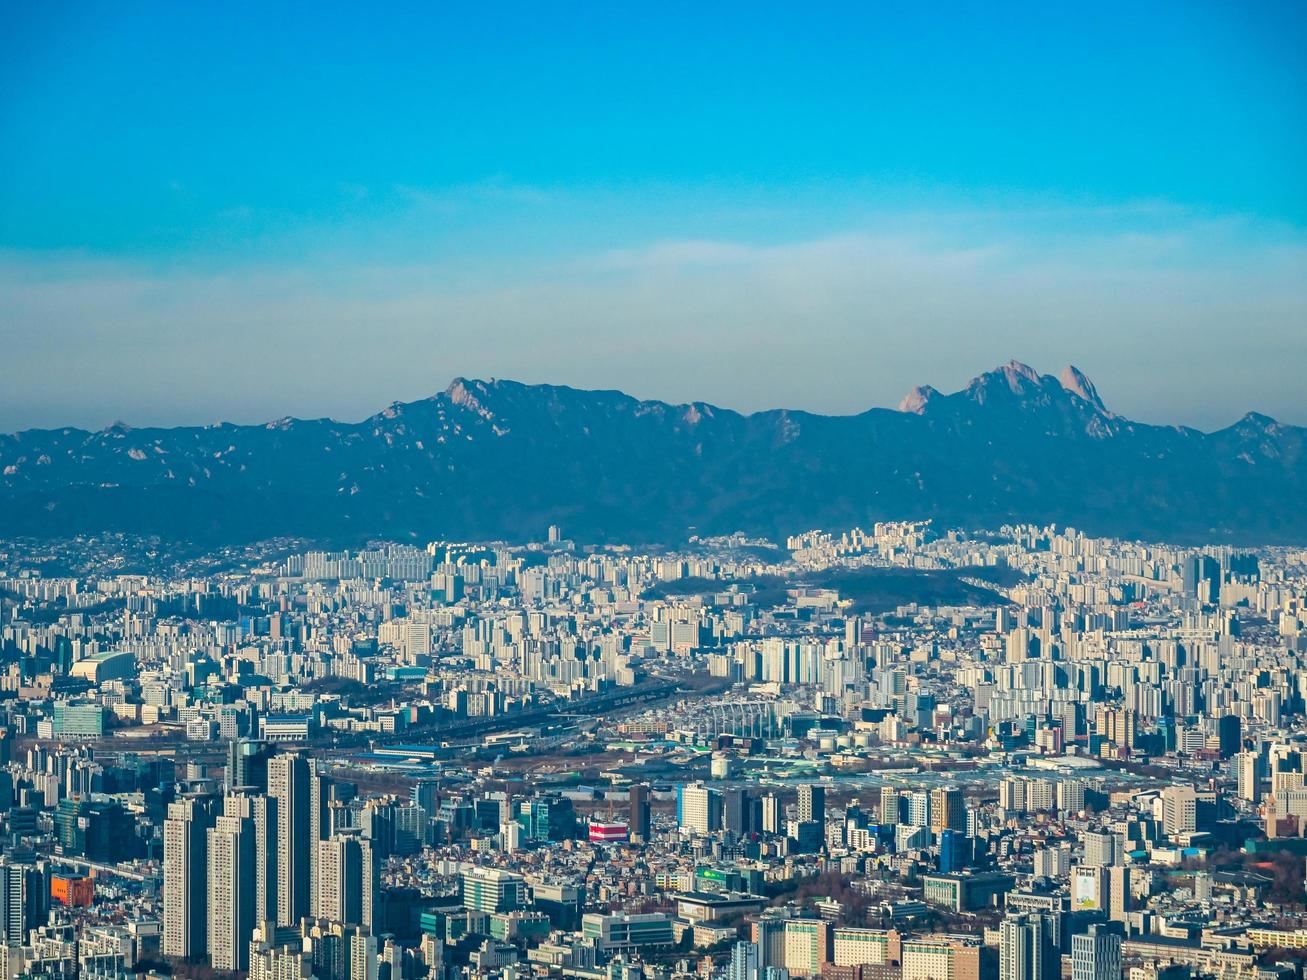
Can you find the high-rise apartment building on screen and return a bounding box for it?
[226,791,278,923]
[879,787,901,826]
[268,752,311,926]
[163,798,212,960]
[318,830,378,930]
[308,763,334,918]
[208,813,256,971]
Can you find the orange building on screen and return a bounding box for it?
[51,874,94,908]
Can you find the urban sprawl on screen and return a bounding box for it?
[1,522,1306,980]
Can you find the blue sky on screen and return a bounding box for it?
[2,1,1305,430]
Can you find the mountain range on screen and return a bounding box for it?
[1,361,1303,546]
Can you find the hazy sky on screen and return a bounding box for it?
[2,2,1305,432]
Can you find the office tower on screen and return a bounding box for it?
[412,777,440,817]
[931,787,965,832]
[1000,914,1055,980]
[677,782,720,834]
[208,814,256,971]
[629,784,651,842]
[729,940,761,980]
[268,752,311,926]
[308,762,334,917]
[798,784,826,838]
[1161,785,1197,835]
[1071,924,1122,980]
[226,791,278,923]
[0,856,47,946]
[1237,752,1261,803]
[163,798,212,959]
[879,787,901,826]
[318,831,379,930]
[1218,715,1242,759]
[723,788,751,835]
[227,738,273,792]
[761,794,781,835]
[519,793,577,842]
[1082,830,1121,868]
[907,791,931,829]
[461,866,525,913]
[939,828,970,873]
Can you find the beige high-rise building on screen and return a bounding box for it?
[249,920,313,980]
[1161,785,1197,835]
[163,798,210,960]
[208,813,256,971]
[1107,865,1132,922]
[1237,752,1261,803]
[903,935,981,980]
[308,763,334,919]
[317,831,378,930]
[226,791,278,923]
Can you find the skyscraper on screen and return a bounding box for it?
[629,784,651,842]
[1218,714,1242,759]
[309,762,335,917]
[163,798,212,960]
[318,830,379,930]
[268,752,310,926]
[208,813,256,971]
[1000,913,1055,980]
[1237,752,1261,802]
[0,855,47,946]
[879,787,901,827]
[226,791,278,923]
[723,787,752,835]
[1071,924,1122,980]
[677,782,720,834]
[227,738,273,792]
[931,787,965,832]
[798,784,826,840]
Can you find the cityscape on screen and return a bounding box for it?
[0,519,1306,980]
[3,3,1305,980]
